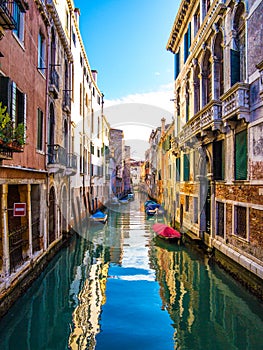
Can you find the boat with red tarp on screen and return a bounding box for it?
[152,223,181,240]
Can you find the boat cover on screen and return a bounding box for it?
[152,223,181,239]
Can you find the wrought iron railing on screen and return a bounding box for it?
[0,0,16,30]
[49,67,60,92]
[67,153,77,170]
[47,144,67,166]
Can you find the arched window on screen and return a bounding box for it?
[214,31,224,98]
[231,2,246,85]
[193,63,200,114]
[202,49,212,107]
[185,80,190,123]
[49,103,55,146]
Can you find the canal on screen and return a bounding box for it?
[0,193,263,350]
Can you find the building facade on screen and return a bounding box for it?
[166,0,263,292]
[0,0,110,315]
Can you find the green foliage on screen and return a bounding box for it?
[0,102,13,143]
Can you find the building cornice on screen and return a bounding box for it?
[166,0,193,52]
[67,0,102,96]
[46,0,73,62]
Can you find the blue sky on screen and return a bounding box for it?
[74,0,179,101]
[74,0,180,159]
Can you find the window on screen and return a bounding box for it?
[193,197,198,223]
[0,77,26,136]
[80,83,82,115]
[213,140,225,180]
[38,32,46,74]
[183,154,190,181]
[216,201,225,237]
[194,7,200,35]
[231,3,246,85]
[90,143,94,155]
[184,23,191,63]
[176,157,180,181]
[174,49,180,79]
[185,195,189,212]
[13,1,25,42]
[234,205,247,239]
[37,108,43,151]
[235,130,247,180]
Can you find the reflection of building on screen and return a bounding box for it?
[69,260,109,350]
[153,243,263,349]
[109,128,124,198]
[0,0,110,315]
[130,161,144,189]
[165,0,263,290]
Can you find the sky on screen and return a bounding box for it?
[74,0,180,158]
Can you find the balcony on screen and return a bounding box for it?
[221,83,250,123]
[65,153,77,176]
[0,1,28,31]
[62,90,71,113]
[47,144,67,174]
[49,67,59,98]
[179,100,222,144]
[0,1,16,30]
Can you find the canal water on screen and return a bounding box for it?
[0,194,263,350]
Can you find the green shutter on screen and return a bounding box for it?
[176,157,180,181]
[235,130,247,180]
[231,49,240,86]
[184,154,190,181]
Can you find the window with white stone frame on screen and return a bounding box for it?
[216,201,225,238]
[234,205,248,240]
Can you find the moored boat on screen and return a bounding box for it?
[90,210,108,224]
[152,223,181,240]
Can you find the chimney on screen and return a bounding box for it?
[74,8,80,26]
[161,117,166,135]
[92,69,98,84]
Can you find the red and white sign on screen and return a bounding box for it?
[13,203,26,217]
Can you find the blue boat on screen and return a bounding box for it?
[90,210,108,224]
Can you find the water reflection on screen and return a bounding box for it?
[151,239,263,350]
[0,196,262,350]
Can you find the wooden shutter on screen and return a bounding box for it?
[213,140,224,180]
[176,157,180,181]
[235,130,247,180]
[231,49,240,86]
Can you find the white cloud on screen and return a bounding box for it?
[154,71,161,76]
[104,82,174,114]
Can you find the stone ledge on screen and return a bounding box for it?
[212,239,263,281]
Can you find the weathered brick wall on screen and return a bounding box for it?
[216,184,263,206]
[226,203,232,236]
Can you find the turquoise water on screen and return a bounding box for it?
[0,196,263,349]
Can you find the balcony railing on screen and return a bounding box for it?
[65,153,77,176]
[63,90,71,111]
[47,144,67,173]
[221,82,250,122]
[49,67,60,98]
[0,0,28,31]
[0,1,16,30]
[179,100,222,143]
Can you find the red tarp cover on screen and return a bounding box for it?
[152,223,181,239]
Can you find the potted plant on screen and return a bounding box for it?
[0,102,13,145]
[13,123,26,147]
